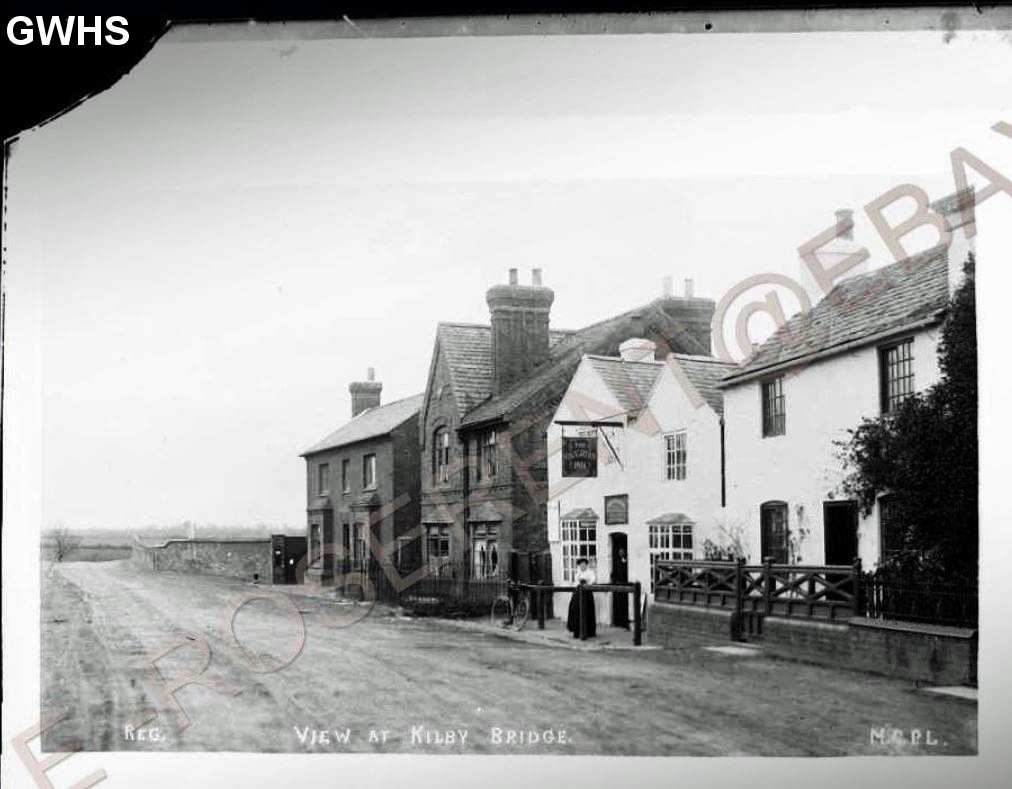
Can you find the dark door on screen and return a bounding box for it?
[824,501,859,565]
[610,532,629,629]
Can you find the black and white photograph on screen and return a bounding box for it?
[3,5,1011,789]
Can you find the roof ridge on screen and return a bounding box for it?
[669,352,736,365]
[438,321,489,330]
[437,320,574,334]
[586,353,664,365]
[361,391,425,411]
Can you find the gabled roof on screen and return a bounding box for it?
[669,354,739,416]
[586,355,663,415]
[459,297,713,428]
[301,393,424,456]
[722,247,948,386]
[435,322,572,416]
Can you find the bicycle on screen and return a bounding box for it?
[490,583,531,631]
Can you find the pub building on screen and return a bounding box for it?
[547,339,734,625]
[417,269,714,583]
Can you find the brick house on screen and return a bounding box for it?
[718,191,974,569]
[418,269,715,581]
[300,369,423,587]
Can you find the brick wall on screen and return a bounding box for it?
[846,618,977,686]
[648,602,734,647]
[132,537,271,582]
[649,602,977,685]
[760,616,852,666]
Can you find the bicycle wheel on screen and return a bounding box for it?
[513,595,530,630]
[490,594,513,628]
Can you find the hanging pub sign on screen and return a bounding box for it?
[561,435,597,477]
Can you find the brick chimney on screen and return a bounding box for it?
[486,268,555,396]
[349,367,382,417]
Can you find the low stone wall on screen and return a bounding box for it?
[649,602,977,686]
[132,536,271,582]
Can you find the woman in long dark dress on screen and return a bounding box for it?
[566,558,597,638]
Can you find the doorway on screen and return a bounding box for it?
[609,532,629,629]
[823,501,859,565]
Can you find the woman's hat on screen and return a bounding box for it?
[576,557,589,566]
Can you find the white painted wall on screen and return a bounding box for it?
[546,355,726,624]
[722,327,942,568]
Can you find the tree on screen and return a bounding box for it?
[837,255,977,582]
[48,524,81,563]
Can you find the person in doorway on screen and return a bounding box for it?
[567,558,597,638]
[611,547,630,630]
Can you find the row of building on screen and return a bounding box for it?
[299,193,974,623]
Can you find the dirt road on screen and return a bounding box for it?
[41,560,976,756]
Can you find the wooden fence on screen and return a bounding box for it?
[366,559,510,616]
[517,581,644,645]
[654,558,978,629]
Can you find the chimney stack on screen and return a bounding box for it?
[797,207,868,303]
[486,269,555,396]
[931,187,976,297]
[684,278,694,299]
[662,276,673,298]
[349,368,382,417]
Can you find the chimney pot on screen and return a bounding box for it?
[684,278,694,299]
[508,268,518,285]
[619,337,658,362]
[367,367,375,382]
[662,276,673,297]
[532,268,543,287]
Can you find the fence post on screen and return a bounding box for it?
[732,557,745,641]
[537,585,546,630]
[852,557,864,617]
[763,557,774,616]
[633,582,642,646]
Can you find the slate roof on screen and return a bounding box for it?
[436,323,572,416]
[459,297,714,428]
[301,393,424,456]
[722,247,949,385]
[586,355,663,415]
[668,354,739,416]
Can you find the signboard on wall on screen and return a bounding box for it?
[604,494,629,525]
[561,436,597,477]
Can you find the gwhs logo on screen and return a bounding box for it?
[7,16,129,45]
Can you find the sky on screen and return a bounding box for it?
[6,25,1009,530]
